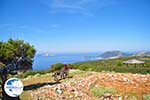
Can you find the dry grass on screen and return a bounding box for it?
[21,73,53,86]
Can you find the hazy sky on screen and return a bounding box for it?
[0,0,149,53]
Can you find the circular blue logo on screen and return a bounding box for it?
[4,78,23,97]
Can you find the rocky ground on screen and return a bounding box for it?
[21,70,150,100]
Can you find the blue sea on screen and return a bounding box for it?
[32,53,101,70]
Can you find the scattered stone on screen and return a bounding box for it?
[55,88,64,94]
[123,77,129,82]
[28,71,150,100]
[103,93,112,98]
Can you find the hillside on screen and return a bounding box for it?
[72,56,150,74]
[134,52,150,57]
[97,51,150,59]
[98,51,128,59]
[20,70,150,100]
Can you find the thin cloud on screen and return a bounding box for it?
[0,24,13,29]
[0,23,60,35]
[43,0,94,16]
[42,0,117,16]
[50,24,59,28]
[0,24,44,34]
[52,0,84,10]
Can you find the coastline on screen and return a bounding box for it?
[32,53,101,70]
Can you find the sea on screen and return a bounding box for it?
[32,52,102,70]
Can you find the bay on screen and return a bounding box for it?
[32,52,101,70]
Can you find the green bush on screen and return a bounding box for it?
[77,64,93,71]
[68,64,76,69]
[50,63,64,72]
[143,93,150,100]
[117,62,123,66]
[90,86,118,97]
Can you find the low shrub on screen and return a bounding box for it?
[68,64,76,69]
[90,86,118,97]
[143,93,150,100]
[50,63,64,72]
[77,64,93,71]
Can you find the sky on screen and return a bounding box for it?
[0,0,150,53]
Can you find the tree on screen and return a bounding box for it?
[0,38,36,100]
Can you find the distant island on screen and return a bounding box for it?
[98,51,150,59]
[98,51,128,59]
[133,52,150,57]
[37,52,56,57]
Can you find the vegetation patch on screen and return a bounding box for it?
[72,57,150,74]
[50,63,64,72]
[10,70,51,79]
[20,91,30,100]
[90,85,118,97]
[143,93,150,100]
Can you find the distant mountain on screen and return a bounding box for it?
[37,52,56,57]
[98,51,127,59]
[133,52,150,57]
